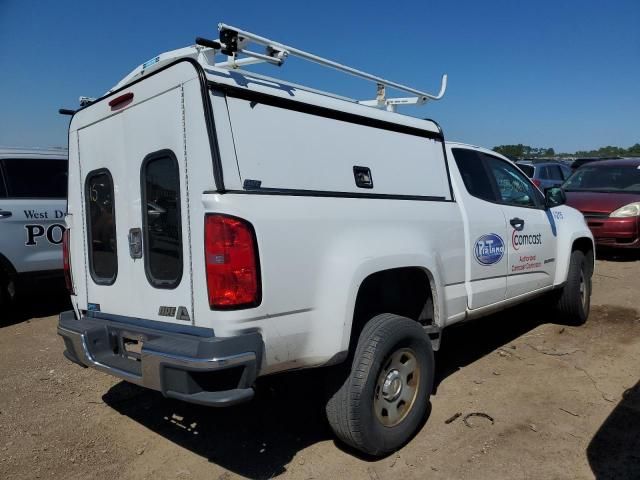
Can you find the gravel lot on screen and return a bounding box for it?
[1,256,639,480]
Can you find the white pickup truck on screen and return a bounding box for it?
[58,25,594,456]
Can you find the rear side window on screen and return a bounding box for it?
[2,158,67,198]
[141,150,183,289]
[0,167,7,198]
[546,165,564,181]
[452,148,496,202]
[539,166,550,179]
[518,164,535,177]
[86,169,118,284]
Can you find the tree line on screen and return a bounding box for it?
[493,143,640,159]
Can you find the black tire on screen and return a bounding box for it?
[0,270,17,317]
[556,250,592,325]
[0,272,9,322]
[325,313,434,456]
[0,276,5,311]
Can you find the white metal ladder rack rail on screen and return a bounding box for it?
[106,23,448,112]
[210,23,447,112]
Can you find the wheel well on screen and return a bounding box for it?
[0,253,17,281]
[349,267,434,352]
[572,237,595,274]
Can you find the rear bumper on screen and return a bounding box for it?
[586,216,640,249]
[58,310,263,407]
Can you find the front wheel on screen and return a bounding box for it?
[555,250,592,325]
[325,313,434,456]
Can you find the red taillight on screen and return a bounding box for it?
[532,178,542,188]
[62,229,75,295]
[205,214,260,309]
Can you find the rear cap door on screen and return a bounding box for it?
[78,84,194,325]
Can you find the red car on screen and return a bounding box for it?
[563,158,640,249]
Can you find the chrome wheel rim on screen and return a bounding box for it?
[374,348,420,427]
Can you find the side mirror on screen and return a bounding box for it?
[545,186,566,208]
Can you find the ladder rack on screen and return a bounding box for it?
[107,23,448,112]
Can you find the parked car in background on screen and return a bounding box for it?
[517,160,572,190]
[563,158,640,250]
[570,157,620,171]
[0,148,68,311]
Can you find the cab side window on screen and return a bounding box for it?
[483,154,540,208]
[451,148,497,202]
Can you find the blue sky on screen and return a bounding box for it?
[0,0,638,153]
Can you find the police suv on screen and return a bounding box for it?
[58,24,594,456]
[0,148,68,311]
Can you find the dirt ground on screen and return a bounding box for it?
[1,255,639,480]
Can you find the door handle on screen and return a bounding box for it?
[0,210,12,219]
[510,217,525,231]
[128,228,143,259]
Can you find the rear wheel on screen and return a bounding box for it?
[325,313,434,456]
[556,250,592,325]
[0,271,16,320]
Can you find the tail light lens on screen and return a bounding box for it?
[205,214,260,309]
[532,178,542,188]
[62,229,75,295]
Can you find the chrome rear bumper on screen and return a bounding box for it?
[58,310,262,407]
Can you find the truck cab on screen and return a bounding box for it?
[446,142,592,312]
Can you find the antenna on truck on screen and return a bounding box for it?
[196,23,448,112]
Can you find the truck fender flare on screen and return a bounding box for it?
[339,254,445,353]
[554,232,594,286]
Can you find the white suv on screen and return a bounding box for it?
[0,148,68,311]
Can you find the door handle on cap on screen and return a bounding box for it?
[0,210,12,219]
[510,217,525,231]
[128,228,143,259]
